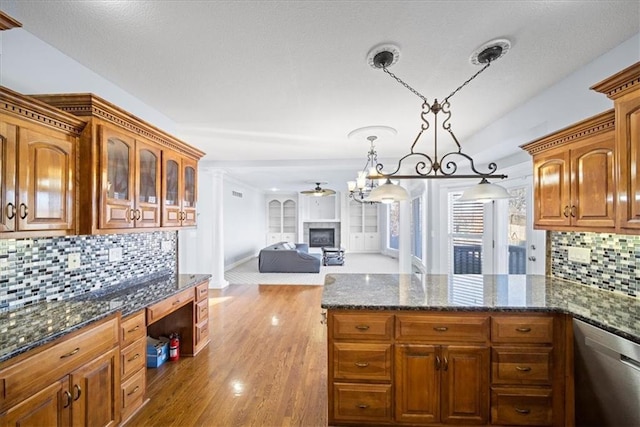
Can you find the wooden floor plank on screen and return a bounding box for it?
[127,285,328,427]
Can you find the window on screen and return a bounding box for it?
[448,192,484,274]
[388,201,400,250]
[507,187,527,274]
[411,197,422,259]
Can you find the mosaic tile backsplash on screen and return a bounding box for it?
[550,231,639,298]
[0,231,177,311]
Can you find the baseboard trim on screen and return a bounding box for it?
[225,254,258,271]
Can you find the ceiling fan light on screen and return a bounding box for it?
[367,180,409,203]
[459,179,510,202]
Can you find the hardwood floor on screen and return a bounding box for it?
[127,285,328,426]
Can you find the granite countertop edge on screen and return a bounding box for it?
[0,273,212,364]
[320,273,640,345]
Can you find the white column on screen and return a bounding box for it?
[398,184,412,274]
[209,169,229,288]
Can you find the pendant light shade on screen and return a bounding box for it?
[458,178,510,202]
[367,179,409,204]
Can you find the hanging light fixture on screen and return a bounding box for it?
[347,135,384,204]
[365,40,511,202]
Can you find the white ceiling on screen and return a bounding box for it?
[5,1,640,193]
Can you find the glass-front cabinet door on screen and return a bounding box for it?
[135,139,161,227]
[100,126,135,229]
[182,157,197,226]
[162,150,182,227]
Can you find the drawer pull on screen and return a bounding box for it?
[433,326,448,332]
[356,403,369,409]
[60,347,80,359]
[128,353,141,362]
[63,391,72,408]
[355,325,370,331]
[73,384,82,401]
[516,366,532,372]
[354,362,369,368]
[127,386,140,396]
[515,408,531,415]
[127,325,140,333]
[199,288,207,295]
[515,327,532,333]
[172,299,181,306]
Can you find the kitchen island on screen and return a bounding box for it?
[321,273,639,426]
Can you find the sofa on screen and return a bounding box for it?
[258,242,321,273]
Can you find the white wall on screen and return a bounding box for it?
[1,28,177,134]
[222,176,266,268]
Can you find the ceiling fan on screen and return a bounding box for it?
[300,182,336,197]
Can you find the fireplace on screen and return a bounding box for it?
[309,228,335,248]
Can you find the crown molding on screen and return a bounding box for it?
[0,11,22,31]
[31,93,206,160]
[591,61,640,100]
[520,109,615,155]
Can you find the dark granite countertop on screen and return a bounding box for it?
[321,274,640,344]
[0,273,211,363]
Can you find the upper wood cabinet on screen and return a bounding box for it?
[31,93,204,234]
[0,87,84,239]
[522,110,617,232]
[99,126,161,229]
[523,110,616,232]
[592,61,640,233]
[162,151,197,227]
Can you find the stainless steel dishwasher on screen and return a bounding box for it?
[573,319,640,426]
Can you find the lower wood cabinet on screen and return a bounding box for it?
[395,344,490,425]
[119,310,148,423]
[0,315,121,427]
[327,310,568,426]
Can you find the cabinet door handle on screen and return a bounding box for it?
[128,209,135,221]
[442,356,449,371]
[354,362,369,368]
[135,209,142,220]
[320,312,327,325]
[515,408,531,415]
[516,366,532,372]
[73,384,82,401]
[515,327,531,333]
[435,355,441,370]
[128,325,140,333]
[63,391,72,408]
[355,325,370,331]
[570,205,577,218]
[563,206,570,217]
[356,404,369,409]
[433,326,448,332]
[127,386,140,396]
[128,353,141,362]
[6,203,15,220]
[18,203,28,219]
[60,347,80,359]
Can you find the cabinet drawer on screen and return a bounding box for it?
[492,316,554,344]
[396,314,489,342]
[195,281,209,303]
[491,387,552,426]
[333,343,392,382]
[0,315,118,410]
[195,319,210,346]
[331,312,393,341]
[333,383,392,422]
[146,288,193,324]
[492,347,552,385]
[121,366,146,419]
[121,310,146,347]
[196,299,209,324]
[121,336,146,380]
